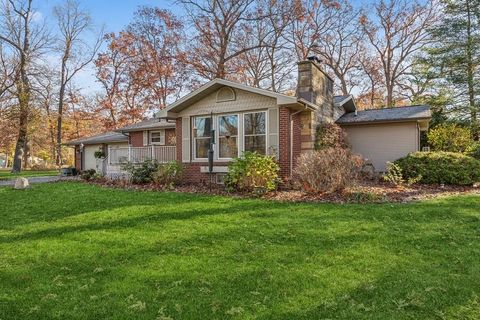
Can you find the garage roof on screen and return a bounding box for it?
[336,105,431,125]
[65,131,128,146]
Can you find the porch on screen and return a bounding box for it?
[106,146,176,178]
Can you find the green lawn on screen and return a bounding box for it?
[0,182,479,319]
[0,169,59,180]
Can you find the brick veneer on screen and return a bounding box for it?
[129,131,143,147]
[129,128,176,147]
[278,107,291,180]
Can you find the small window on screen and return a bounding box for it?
[244,112,267,155]
[193,117,212,159]
[150,130,165,145]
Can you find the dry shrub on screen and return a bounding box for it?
[315,122,350,150]
[294,148,363,193]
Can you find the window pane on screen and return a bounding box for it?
[195,117,212,138]
[245,136,266,155]
[219,115,238,136]
[245,112,266,135]
[219,137,237,158]
[195,138,210,158]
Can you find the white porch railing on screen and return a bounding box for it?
[108,146,176,165]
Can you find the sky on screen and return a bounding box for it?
[35,0,185,93]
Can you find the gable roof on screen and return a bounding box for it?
[65,131,128,146]
[336,105,431,125]
[157,78,300,117]
[115,118,175,133]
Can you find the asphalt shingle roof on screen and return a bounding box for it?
[65,131,128,146]
[116,118,175,132]
[336,105,431,124]
[333,95,351,105]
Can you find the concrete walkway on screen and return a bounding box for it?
[0,176,77,187]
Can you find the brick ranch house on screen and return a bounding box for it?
[66,57,431,183]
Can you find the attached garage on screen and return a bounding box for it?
[337,105,431,172]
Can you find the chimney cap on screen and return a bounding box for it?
[307,56,322,64]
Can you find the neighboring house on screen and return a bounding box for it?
[67,57,431,180]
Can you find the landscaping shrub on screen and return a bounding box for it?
[315,122,349,150]
[293,148,363,193]
[395,152,480,185]
[153,161,183,189]
[467,142,480,160]
[427,124,473,153]
[81,169,99,181]
[383,162,422,186]
[224,152,279,194]
[121,159,159,184]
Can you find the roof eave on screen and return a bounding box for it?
[337,117,432,126]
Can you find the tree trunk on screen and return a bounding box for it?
[12,60,30,173]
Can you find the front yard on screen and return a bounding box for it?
[1,182,479,319]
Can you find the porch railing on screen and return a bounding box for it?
[108,146,176,165]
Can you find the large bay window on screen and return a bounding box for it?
[244,112,266,155]
[193,117,212,159]
[192,111,267,160]
[218,114,238,158]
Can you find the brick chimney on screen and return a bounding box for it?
[296,56,334,119]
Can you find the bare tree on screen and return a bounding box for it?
[360,0,438,106]
[53,0,102,165]
[312,0,364,95]
[179,0,270,80]
[0,0,50,172]
[234,0,294,92]
[286,0,340,60]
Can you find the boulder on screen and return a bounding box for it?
[14,177,29,190]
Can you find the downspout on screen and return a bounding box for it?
[290,105,308,177]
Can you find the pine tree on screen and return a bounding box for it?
[428,0,480,139]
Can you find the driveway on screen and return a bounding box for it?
[0,176,76,187]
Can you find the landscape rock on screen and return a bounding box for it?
[14,177,29,190]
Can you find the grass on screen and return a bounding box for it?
[0,169,59,180]
[0,182,479,319]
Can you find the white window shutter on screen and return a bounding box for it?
[143,131,148,146]
[160,130,166,145]
[182,117,190,162]
[268,108,279,159]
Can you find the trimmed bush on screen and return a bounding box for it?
[427,124,473,153]
[153,161,183,189]
[293,148,363,193]
[121,159,159,184]
[395,152,480,185]
[224,152,279,194]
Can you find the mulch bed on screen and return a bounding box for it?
[85,178,480,204]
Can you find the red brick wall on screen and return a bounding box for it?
[129,131,144,147]
[278,107,291,180]
[278,107,302,181]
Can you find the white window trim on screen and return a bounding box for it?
[193,116,212,161]
[217,113,240,160]
[150,130,165,145]
[243,111,268,155]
